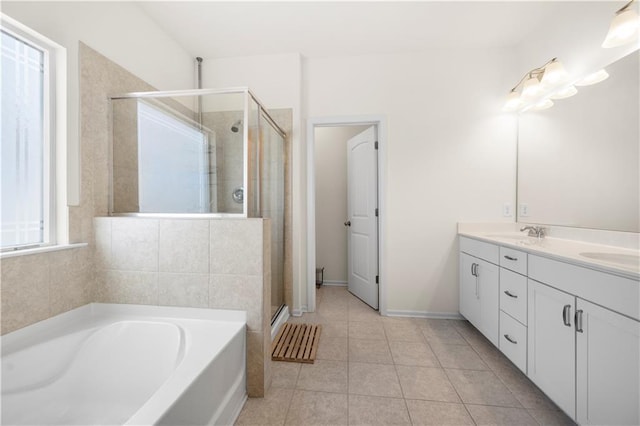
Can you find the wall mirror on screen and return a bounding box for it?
[517,51,639,232]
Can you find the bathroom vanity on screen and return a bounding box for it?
[458,225,639,425]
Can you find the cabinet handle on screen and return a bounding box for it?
[575,310,584,333]
[504,255,518,261]
[503,290,518,298]
[562,304,572,327]
[470,263,476,277]
[504,334,518,344]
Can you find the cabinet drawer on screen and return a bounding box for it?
[499,311,527,373]
[500,246,527,275]
[460,236,499,264]
[500,269,527,325]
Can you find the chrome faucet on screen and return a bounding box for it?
[520,225,546,239]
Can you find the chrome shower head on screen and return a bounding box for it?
[231,120,242,133]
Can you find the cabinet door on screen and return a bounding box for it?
[527,280,576,420]
[576,299,640,425]
[477,259,499,346]
[460,253,480,326]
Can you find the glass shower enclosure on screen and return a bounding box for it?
[109,88,286,322]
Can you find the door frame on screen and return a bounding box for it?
[306,115,387,315]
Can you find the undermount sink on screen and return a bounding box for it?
[579,252,640,267]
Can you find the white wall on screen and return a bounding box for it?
[315,126,369,283]
[305,49,518,315]
[2,2,194,206]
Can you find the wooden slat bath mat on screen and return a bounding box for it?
[271,323,322,363]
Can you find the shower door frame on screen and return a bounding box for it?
[306,115,388,316]
[107,87,286,218]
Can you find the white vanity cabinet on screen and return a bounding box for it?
[528,254,640,425]
[459,234,640,425]
[459,238,500,346]
[575,299,640,425]
[527,280,576,418]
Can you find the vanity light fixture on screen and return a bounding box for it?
[540,59,570,86]
[502,57,568,112]
[550,85,578,100]
[531,99,554,111]
[602,0,640,48]
[575,69,610,86]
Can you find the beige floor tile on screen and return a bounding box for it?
[349,321,386,340]
[349,338,393,364]
[420,323,468,346]
[348,362,403,398]
[235,387,294,425]
[406,400,474,425]
[383,322,424,342]
[348,299,381,322]
[316,336,348,361]
[431,343,489,370]
[493,364,560,411]
[319,320,348,338]
[527,408,576,426]
[445,369,522,407]
[396,366,460,402]
[348,394,411,425]
[296,359,348,393]
[271,361,301,389]
[285,389,348,426]
[388,340,440,367]
[317,304,348,321]
[466,404,538,426]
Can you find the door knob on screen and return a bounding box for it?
[344,220,351,227]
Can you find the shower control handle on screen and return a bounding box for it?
[344,220,351,227]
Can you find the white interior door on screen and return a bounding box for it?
[346,126,378,309]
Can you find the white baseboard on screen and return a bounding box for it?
[320,280,347,287]
[291,305,308,317]
[385,310,464,320]
[271,306,290,341]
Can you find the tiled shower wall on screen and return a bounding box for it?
[94,217,272,396]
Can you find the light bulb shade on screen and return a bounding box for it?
[575,69,609,86]
[502,90,523,112]
[541,60,570,86]
[602,8,640,48]
[550,85,578,100]
[532,99,554,111]
[522,76,543,99]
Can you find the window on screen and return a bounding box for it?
[1,20,56,250]
[136,101,210,213]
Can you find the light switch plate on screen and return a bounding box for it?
[503,202,512,217]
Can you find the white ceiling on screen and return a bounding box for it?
[137,1,569,59]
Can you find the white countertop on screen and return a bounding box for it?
[458,225,640,281]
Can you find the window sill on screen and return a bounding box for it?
[0,243,88,259]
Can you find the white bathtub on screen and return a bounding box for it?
[1,303,247,425]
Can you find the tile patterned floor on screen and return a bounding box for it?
[236,286,576,426]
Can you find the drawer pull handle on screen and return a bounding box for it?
[504,334,517,344]
[504,290,518,298]
[504,255,518,261]
[562,304,572,327]
[575,310,584,333]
